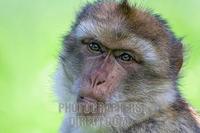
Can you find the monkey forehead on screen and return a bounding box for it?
[74,19,159,63]
[77,1,170,45]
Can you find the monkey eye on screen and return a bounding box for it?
[119,53,134,62]
[88,42,103,53]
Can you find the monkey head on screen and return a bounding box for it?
[55,0,183,127]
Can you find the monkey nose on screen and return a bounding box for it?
[91,75,106,87]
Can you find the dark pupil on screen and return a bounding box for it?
[120,53,133,61]
[89,43,100,51]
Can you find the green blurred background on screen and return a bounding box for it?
[0,0,200,132]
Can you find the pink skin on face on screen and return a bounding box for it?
[78,52,127,103]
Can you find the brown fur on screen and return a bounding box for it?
[56,0,200,133]
[76,0,183,77]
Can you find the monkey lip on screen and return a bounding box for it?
[77,96,99,115]
[77,96,97,104]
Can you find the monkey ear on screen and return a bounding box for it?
[170,41,183,76]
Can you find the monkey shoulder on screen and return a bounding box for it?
[128,101,200,133]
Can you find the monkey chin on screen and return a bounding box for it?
[75,97,131,129]
[76,96,104,116]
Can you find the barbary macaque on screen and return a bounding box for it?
[55,0,200,132]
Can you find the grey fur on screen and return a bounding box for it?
[55,1,200,133]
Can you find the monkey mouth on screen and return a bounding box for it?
[77,96,104,115]
[77,96,97,103]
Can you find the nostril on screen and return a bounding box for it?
[96,80,105,86]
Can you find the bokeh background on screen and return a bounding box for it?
[0,0,200,132]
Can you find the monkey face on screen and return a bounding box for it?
[62,21,169,116]
[70,20,167,104]
[77,38,139,102]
